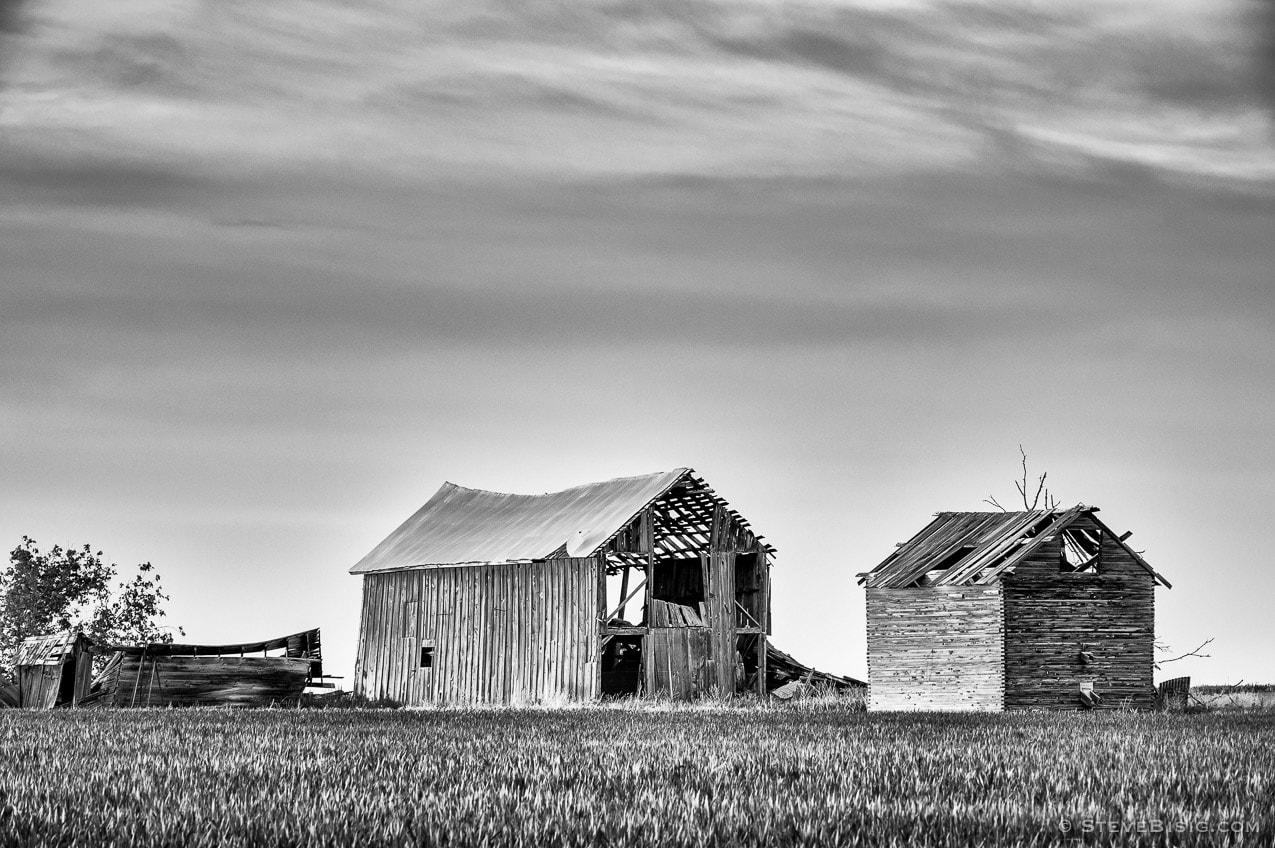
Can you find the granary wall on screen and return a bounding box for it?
[354,557,600,705]
[1001,516,1156,710]
[865,585,1005,711]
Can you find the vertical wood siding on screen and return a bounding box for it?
[648,628,711,698]
[354,557,600,705]
[1002,519,1156,710]
[866,586,1005,711]
[702,551,738,694]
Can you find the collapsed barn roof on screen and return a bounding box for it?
[351,468,773,573]
[859,505,1171,589]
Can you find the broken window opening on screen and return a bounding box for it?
[604,557,647,626]
[419,645,434,668]
[644,552,706,628]
[1060,528,1103,574]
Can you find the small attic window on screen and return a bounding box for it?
[1060,528,1103,574]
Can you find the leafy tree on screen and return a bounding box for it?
[0,536,183,673]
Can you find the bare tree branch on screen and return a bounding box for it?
[1154,637,1214,669]
[1008,445,1057,510]
[983,495,1007,512]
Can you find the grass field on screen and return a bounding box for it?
[2,704,1272,847]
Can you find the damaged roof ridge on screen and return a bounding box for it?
[862,504,1167,589]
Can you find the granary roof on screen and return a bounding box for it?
[16,631,91,667]
[859,506,1171,589]
[351,468,770,573]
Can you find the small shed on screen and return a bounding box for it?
[16,631,95,709]
[859,505,1170,711]
[351,468,775,704]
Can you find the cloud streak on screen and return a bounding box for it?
[0,0,1271,187]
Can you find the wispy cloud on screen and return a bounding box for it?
[1,0,1271,187]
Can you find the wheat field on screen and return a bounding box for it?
[1,705,1271,847]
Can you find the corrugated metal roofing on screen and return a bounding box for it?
[352,468,696,573]
[861,507,1169,589]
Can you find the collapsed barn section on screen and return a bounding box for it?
[3,628,330,709]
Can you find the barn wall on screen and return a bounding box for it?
[866,586,1005,711]
[355,557,600,705]
[17,665,62,710]
[1002,520,1156,710]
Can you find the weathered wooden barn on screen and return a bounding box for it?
[351,468,775,704]
[859,506,1170,711]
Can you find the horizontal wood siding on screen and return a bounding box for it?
[1002,519,1156,710]
[354,557,599,705]
[866,586,1004,711]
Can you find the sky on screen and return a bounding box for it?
[2,0,1273,687]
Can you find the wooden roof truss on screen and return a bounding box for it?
[599,471,771,569]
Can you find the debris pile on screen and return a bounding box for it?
[765,643,865,700]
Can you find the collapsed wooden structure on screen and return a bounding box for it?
[352,468,786,704]
[765,643,865,699]
[859,506,1170,711]
[5,628,328,709]
[13,631,95,709]
[86,629,327,707]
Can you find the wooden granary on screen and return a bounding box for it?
[859,506,1170,711]
[350,468,774,704]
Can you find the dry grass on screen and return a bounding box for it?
[1,707,1272,846]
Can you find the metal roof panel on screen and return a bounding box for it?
[350,469,693,573]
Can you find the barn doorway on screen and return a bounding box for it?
[601,636,642,696]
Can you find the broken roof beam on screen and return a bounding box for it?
[936,510,1066,586]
